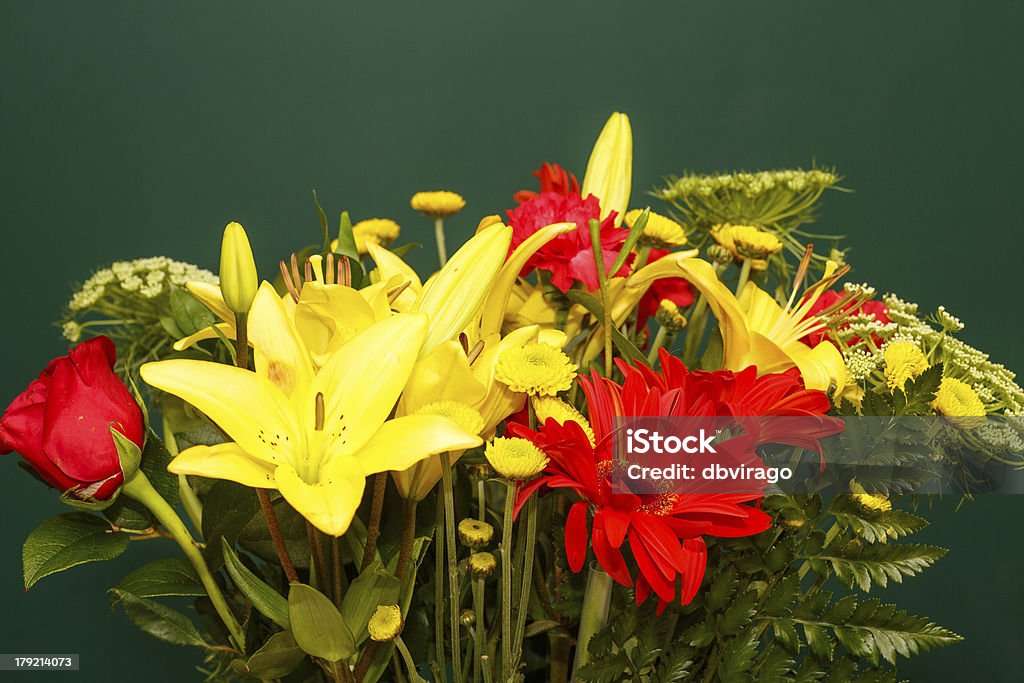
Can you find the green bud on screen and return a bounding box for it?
[219,222,258,314]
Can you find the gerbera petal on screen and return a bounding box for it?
[274,460,366,537]
[565,501,589,573]
[592,524,634,587]
[350,414,481,475]
[168,443,276,488]
[629,532,675,603]
[597,507,630,549]
[679,538,708,605]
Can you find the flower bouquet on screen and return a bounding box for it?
[4,113,1022,682]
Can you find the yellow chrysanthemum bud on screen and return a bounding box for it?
[219,222,258,314]
[883,340,929,391]
[581,112,632,225]
[368,604,404,642]
[468,551,498,578]
[411,191,466,219]
[458,518,495,548]
[352,218,400,255]
[711,224,782,268]
[494,343,577,396]
[624,209,688,249]
[485,437,548,481]
[531,396,595,446]
[414,400,485,436]
[932,377,987,429]
[705,244,735,266]
[655,300,688,333]
[460,609,477,626]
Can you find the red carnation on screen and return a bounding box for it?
[512,350,842,610]
[0,336,143,501]
[513,162,580,204]
[506,191,631,292]
[801,290,891,347]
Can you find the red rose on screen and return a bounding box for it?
[0,336,144,500]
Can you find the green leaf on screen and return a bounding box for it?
[109,588,207,647]
[313,189,331,255]
[23,513,129,590]
[804,543,948,592]
[202,481,260,570]
[288,583,355,662]
[222,540,290,630]
[803,622,835,660]
[241,630,306,679]
[334,210,365,287]
[169,285,216,336]
[717,629,758,683]
[237,495,311,570]
[341,558,401,644]
[719,589,758,636]
[564,288,650,366]
[114,558,204,598]
[609,207,648,276]
[111,427,142,481]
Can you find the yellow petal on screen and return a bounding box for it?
[415,223,513,356]
[141,359,300,468]
[472,326,539,434]
[248,282,315,401]
[354,414,482,475]
[581,112,632,224]
[399,341,486,415]
[367,242,422,312]
[186,281,234,323]
[293,282,378,367]
[314,313,428,459]
[275,460,366,536]
[479,222,576,337]
[359,278,398,321]
[788,339,847,393]
[172,321,235,351]
[168,443,276,488]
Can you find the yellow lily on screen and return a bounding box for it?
[141,283,481,535]
[581,112,632,225]
[634,253,847,392]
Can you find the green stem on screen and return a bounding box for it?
[440,452,463,682]
[163,413,203,530]
[646,325,670,365]
[589,219,614,377]
[512,495,537,668]
[435,218,448,267]
[549,634,571,683]
[500,480,516,679]
[396,499,418,581]
[472,578,487,683]
[734,257,753,297]
[633,245,652,272]
[123,472,245,652]
[234,312,249,370]
[362,473,388,571]
[572,566,613,676]
[395,636,428,683]
[434,491,446,678]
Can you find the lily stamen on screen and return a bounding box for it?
[388,281,412,305]
[315,391,325,431]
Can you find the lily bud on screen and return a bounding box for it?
[219,222,259,315]
[581,112,633,225]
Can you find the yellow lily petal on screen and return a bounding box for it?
[315,313,428,459]
[581,112,632,224]
[141,359,300,468]
[367,242,422,312]
[479,222,576,337]
[186,281,234,323]
[399,341,486,415]
[248,282,315,401]
[415,223,513,356]
[359,278,397,322]
[275,460,366,536]
[472,326,540,434]
[354,414,482,475]
[293,282,378,367]
[787,338,847,393]
[168,443,276,488]
[172,321,235,351]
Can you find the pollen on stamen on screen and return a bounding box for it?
[315,392,325,431]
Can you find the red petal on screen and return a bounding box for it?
[565,501,589,573]
[598,507,630,548]
[592,523,633,586]
[679,538,707,605]
[629,533,675,604]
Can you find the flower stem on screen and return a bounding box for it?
[257,488,299,583]
[123,472,245,651]
[234,312,249,370]
[396,499,418,581]
[435,218,448,267]
[395,636,428,683]
[500,480,516,679]
[734,257,753,297]
[646,325,671,365]
[307,521,329,594]
[572,566,613,676]
[332,534,345,607]
[512,495,538,668]
[434,493,446,678]
[589,219,615,377]
[362,473,388,571]
[440,452,463,682]
[472,577,487,683]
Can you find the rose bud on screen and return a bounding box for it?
[0,336,145,501]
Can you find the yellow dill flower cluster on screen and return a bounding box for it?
[655,169,839,202]
[485,437,549,480]
[494,343,577,396]
[624,209,688,248]
[883,340,929,390]
[410,190,466,218]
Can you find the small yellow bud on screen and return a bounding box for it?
[367,604,404,642]
[458,519,495,548]
[581,112,632,225]
[468,551,497,578]
[655,300,688,333]
[459,609,477,626]
[219,222,259,314]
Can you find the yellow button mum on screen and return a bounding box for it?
[531,396,595,446]
[932,377,987,428]
[458,518,494,548]
[883,340,929,390]
[711,224,783,267]
[485,437,549,480]
[624,209,688,249]
[414,400,485,437]
[368,604,403,642]
[655,299,688,333]
[411,190,466,218]
[352,218,400,254]
[468,551,497,578]
[494,342,577,396]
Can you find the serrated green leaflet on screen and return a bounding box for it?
[23,513,129,590]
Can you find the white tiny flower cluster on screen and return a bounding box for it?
[935,305,965,332]
[68,257,217,311]
[974,423,1024,452]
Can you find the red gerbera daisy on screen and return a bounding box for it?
[511,350,842,610]
[506,191,631,292]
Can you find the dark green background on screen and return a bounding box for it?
[2,2,1021,680]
